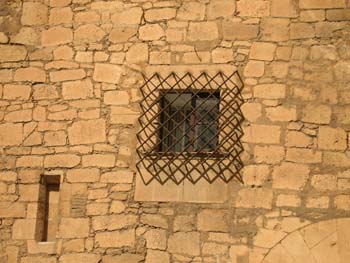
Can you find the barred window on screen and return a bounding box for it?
[137,71,244,185]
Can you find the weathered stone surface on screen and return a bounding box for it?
[139,24,164,41]
[286,148,322,164]
[311,174,337,191]
[59,254,100,263]
[244,61,265,77]
[102,254,144,263]
[197,209,228,232]
[145,8,176,22]
[109,27,137,43]
[334,61,350,81]
[21,257,56,263]
[261,18,290,41]
[93,63,122,84]
[207,0,236,19]
[168,232,200,256]
[126,43,148,64]
[62,79,93,99]
[82,154,115,167]
[236,188,273,209]
[21,2,48,26]
[290,23,315,39]
[74,24,106,44]
[145,250,170,263]
[49,7,73,25]
[95,229,135,248]
[243,124,281,144]
[177,2,205,21]
[59,218,90,238]
[104,91,129,105]
[68,119,106,145]
[100,171,133,184]
[302,104,332,124]
[223,21,259,40]
[66,168,100,183]
[299,0,346,9]
[111,7,143,25]
[50,69,86,82]
[188,22,219,41]
[44,154,80,168]
[250,42,277,61]
[0,202,25,218]
[144,229,167,249]
[236,0,270,17]
[271,0,298,18]
[14,68,46,82]
[318,127,347,150]
[3,85,31,100]
[273,162,310,190]
[33,85,59,100]
[0,123,22,146]
[254,84,286,99]
[0,45,27,62]
[212,48,233,63]
[243,165,270,186]
[326,9,350,21]
[266,106,297,122]
[42,27,73,46]
[12,219,36,239]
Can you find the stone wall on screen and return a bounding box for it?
[1,0,350,262]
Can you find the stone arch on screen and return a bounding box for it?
[262,218,350,263]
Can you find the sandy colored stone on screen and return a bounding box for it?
[109,27,137,43]
[93,63,122,84]
[290,23,315,39]
[68,119,106,145]
[104,90,129,105]
[66,168,100,183]
[0,202,25,218]
[197,209,228,232]
[0,45,27,62]
[139,24,164,41]
[241,102,262,122]
[168,232,200,256]
[95,229,135,248]
[318,126,347,150]
[302,104,331,124]
[44,131,67,146]
[42,27,73,46]
[145,250,170,263]
[177,2,205,21]
[207,0,236,19]
[223,21,259,40]
[102,254,144,263]
[306,196,329,209]
[271,0,298,17]
[126,43,148,64]
[82,154,115,167]
[150,52,171,65]
[273,162,310,190]
[21,2,48,26]
[62,79,93,100]
[50,69,86,82]
[261,18,290,42]
[212,48,233,63]
[14,67,46,82]
[243,124,281,144]
[74,24,106,44]
[21,257,56,263]
[33,85,59,100]
[59,218,89,238]
[276,194,301,207]
[50,7,73,25]
[145,8,176,22]
[299,0,346,9]
[286,131,312,147]
[59,254,100,263]
[12,219,36,239]
[144,229,167,249]
[0,69,13,82]
[311,174,337,191]
[300,10,325,21]
[250,42,277,61]
[334,61,350,81]
[286,148,322,164]
[237,0,269,17]
[3,84,31,100]
[0,123,22,146]
[310,45,337,60]
[236,188,273,209]
[111,7,142,25]
[243,165,270,186]
[266,106,297,121]
[244,60,265,77]
[11,27,40,46]
[100,171,133,184]
[44,154,80,168]
[141,214,168,228]
[188,22,219,41]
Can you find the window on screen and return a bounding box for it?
[137,71,244,186]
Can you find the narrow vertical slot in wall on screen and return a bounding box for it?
[36,175,60,242]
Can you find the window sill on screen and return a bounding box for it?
[27,240,62,255]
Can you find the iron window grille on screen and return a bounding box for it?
[136,71,244,185]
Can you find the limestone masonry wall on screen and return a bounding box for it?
[1,0,350,262]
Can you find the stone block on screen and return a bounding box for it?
[144,229,167,249]
[141,214,168,229]
[212,48,233,63]
[271,0,298,17]
[177,2,205,20]
[44,131,67,146]
[3,84,31,100]
[93,63,122,84]
[66,168,100,183]
[326,9,350,21]
[261,18,290,41]
[100,171,133,183]
[250,42,277,61]
[21,257,56,263]
[237,0,270,17]
[50,7,73,25]
[102,254,144,263]
[266,106,297,122]
[44,154,80,168]
[95,229,135,248]
[311,174,337,191]
[82,154,115,167]
[109,27,137,43]
[0,202,25,218]
[126,43,148,64]
[188,22,219,41]
[68,119,106,145]
[0,45,27,62]
[286,131,312,147]
[223,21,259,40]
[5,109,32,123]
[302,104,331,124]
[74,24,106,44]
[276,194,301,207]
[42,27,73,46]
[168,232,200,256]
[111,7,143,25]
[207,0,235,19]
[21,2,48,25]
[17,156,43,168]
[286,148,322,164]
[0,123,23,146]
[236,188,273,209]
[59,218,90,238]
[145,250,170,263]
[150,52,171,65]
[318,127,347,150]
[243,165,270,186]
[244,60,265,77]
[290,23,315,39]
[310,45,337,60]
[62,79,93,100]
[299,0,346,9]
[273,162,310,190]
[335,195,350,210]
[139,24,164,41]
[33,85,59,100]
[12,219,36,239]
[306,196,329,209]
[173,215,195,232]
[104,91,129,105]
[334,61,350,81]
[145,8,176,22]
[197,209,228,232]
[14,68,46,82]
[59,254,100,263]
[50,69,86,82]
[300,10,325,22]
[243,124,281,144]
